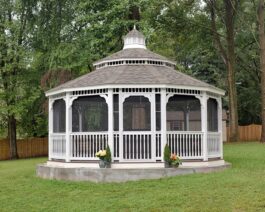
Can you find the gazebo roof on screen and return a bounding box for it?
[46,27,225,96]
[93,48,175,65]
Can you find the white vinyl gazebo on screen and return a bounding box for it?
[45,27,225,167]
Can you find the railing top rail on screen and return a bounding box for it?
[166,131,203,134]
[70,132,108,135]
[123,131,152,135]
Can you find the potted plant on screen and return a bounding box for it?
[95,146,112,168]
[105,145,112,168]
[164,144,181,168]
[164,144,172,168]
[95,150,107,168]
[170,153,181,168]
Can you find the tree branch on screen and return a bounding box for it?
[208,0,228,64]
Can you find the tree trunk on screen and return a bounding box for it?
[8,115,18,159]
[225,0,239,142]
[209,0,239,142]
[258,0,265,143]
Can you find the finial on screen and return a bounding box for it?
[133,24,136,30]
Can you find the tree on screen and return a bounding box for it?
[207,0,239,142]
[0,0,39,158]
[257,0,265,142]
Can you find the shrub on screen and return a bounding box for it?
[164,144,171,164]
[105,145,112,163]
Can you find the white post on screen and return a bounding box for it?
[108,89,114,161]
[65,93,72,162]
[218,97,223,159]
[119,91,124,161]
[161,88,167,161]
[200,92,208,161]
[48,98,54,160]
[151,91,156,161]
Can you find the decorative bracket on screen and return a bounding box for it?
[49,99,56,111]
[120,93,153,104]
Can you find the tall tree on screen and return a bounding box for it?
[258,0,265,142]
[0,0,38,158]
[207,0,239,142]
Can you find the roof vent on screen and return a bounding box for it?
[123,25,146,49]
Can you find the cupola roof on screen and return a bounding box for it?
[123,25,146,49]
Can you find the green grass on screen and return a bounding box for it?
[0,142,265,212]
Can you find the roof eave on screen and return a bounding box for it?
[45,84,225,97]
[93,58,176,67]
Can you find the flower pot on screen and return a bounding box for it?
[173,163,179,168]
[105,162,111,168]
[164,162,172,168]
[99,159,106,168]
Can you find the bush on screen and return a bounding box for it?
[105,145,111,163]
[163,144,171,164]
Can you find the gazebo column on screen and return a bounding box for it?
[217,97,223,159]
[151,90,156,161]
[65,93,72,162]
[161,88,167,161]
[200,92,209,161]
[107,89,114,161]
[48,98,54,160]
[118,91,124,161]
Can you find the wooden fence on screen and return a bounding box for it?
[0,137,48,160]
[227,124,261,141]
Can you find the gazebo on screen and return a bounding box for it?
[45,27,225,168]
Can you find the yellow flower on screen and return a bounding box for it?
[96,150,102,157]
[101,150,107,156]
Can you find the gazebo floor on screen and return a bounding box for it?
[36,160,231,183]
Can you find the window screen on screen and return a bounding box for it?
[72,96,108,132]
[156,94,161,131]
[207,98,218,132]
[167,95,201,131]
[53,99,66,133]
[123,96,151,131]
[114,94,119,131]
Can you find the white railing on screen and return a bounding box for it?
[50,131,221,162]
[50,133,66,159]
[70,132,108,160]
[123,131,152,160]
[167,131,203,159]
[207,132,221,158]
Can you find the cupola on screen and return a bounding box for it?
[123,25,146,49]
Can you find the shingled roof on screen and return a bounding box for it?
[93,48,175,65]
[124,27,145,39]
[47,65,219,93]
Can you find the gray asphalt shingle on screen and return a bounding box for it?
[48,64,216,93]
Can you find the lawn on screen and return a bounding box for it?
[0,142,265,212]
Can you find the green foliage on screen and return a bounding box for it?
[0,0,264,138]
[105,145,112,163]
[163,144,171,163]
